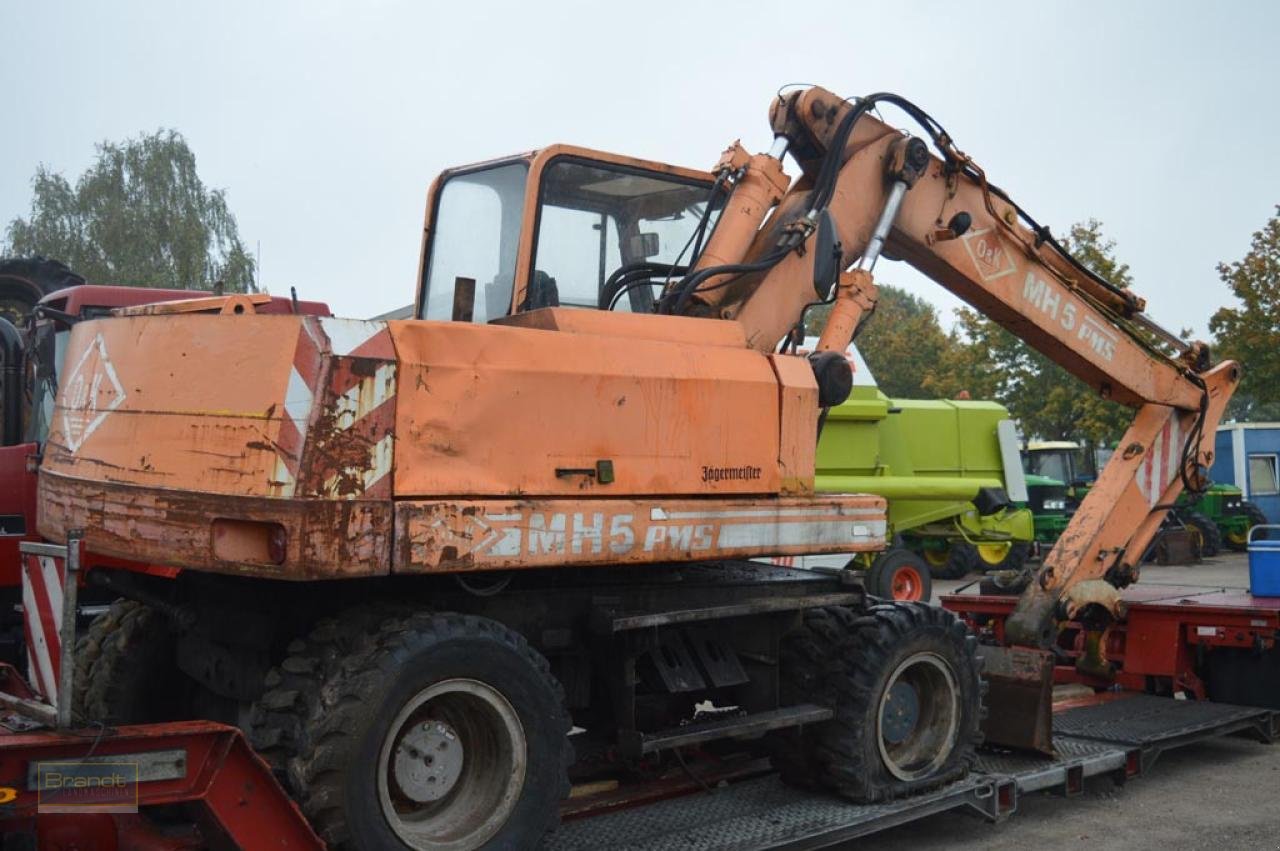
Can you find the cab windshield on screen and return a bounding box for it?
[530,159,719,313]
[1023,447,1098,485]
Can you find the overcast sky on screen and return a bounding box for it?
[4,1,1277,339]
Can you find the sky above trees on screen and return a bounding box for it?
[2,1,1277,334]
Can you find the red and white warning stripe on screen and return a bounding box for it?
[310,319,397,500]
[21,553,66,704]
[271,319,326,497]
[1136,415,1182,508]
[268,318,398,499]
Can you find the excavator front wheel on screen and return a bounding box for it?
[286,611,572,850]
[771,602,982,802]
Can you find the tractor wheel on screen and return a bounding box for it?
[1181,510,1222,558]
[961,541,1031,573]
[286,612,572,850]
[73,600,187,724]
[772,602,983,802]
[921,543,971,580]
[1225,502,1270,551]
[867,548,933,602]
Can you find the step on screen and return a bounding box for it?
[623,704,833,757]
[592,592,861,634]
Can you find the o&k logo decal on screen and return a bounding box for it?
[960,227,1017,282]
[61,333,126,453]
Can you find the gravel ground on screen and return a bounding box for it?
[868,551,1280,850]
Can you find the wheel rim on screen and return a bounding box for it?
[876,652,960,781]
[975,543,1011,566]
[377,678,527,850]
[922,548,949,567]
[1227,528,1248,545]
[891,565,926,601]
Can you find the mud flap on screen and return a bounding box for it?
[976,645,1055,756]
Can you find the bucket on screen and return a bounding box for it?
[1248,524,1280,597]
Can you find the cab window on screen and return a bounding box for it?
[420,162,528,323]
[530,159,720,312]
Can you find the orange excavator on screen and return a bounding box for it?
[17,85,1235,848]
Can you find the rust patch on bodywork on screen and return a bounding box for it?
[38,469,392,580]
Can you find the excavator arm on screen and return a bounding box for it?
[671,86,1240,652]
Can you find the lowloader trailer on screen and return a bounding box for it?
[0,535,1275,849]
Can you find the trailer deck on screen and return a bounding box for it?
[546,694,1278,850]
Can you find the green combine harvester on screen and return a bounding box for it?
[806,345,1034,601]
[1022,440,1267,556]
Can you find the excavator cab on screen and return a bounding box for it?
[415,147,722,322]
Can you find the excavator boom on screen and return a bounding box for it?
[666,86,1239,750]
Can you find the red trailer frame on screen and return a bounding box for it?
[942,584,1280,699]
[0,535,320,849]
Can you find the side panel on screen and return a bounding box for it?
[394,495,886,573]
[39,315,396,502]
[768,354,819,494]
[41,316,301,496]
[389,318,788,498]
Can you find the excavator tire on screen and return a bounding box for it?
[1180,510,1222,558]
[73,599,185,724]
[247,602,414,778]
[770,605,861,790]
[286,611,572,851]
[772,601,983,802]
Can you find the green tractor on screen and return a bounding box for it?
[813,379,1034,601]
[1021,440,1267,556]
[1022,471,1072,549]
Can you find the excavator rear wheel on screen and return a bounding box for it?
[771,601,983,802]
[248,601,414,777]
[285,611,572,850]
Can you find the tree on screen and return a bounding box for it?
[807,284,957,398]
[4,130,255,292]
[1210,207,1280,421]
[928,220,1133,445]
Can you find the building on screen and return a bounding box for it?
[1211,423,1280,524]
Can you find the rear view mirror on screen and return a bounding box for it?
[629,233,660,259]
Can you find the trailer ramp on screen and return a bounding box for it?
[547,694,1277,850]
